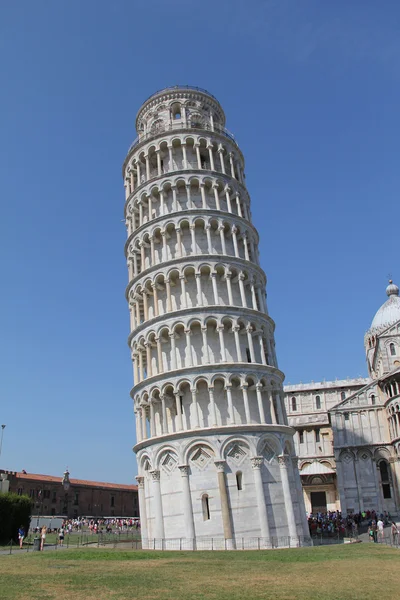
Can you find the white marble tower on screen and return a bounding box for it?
[123,86,308,549]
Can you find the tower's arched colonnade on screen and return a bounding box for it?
[123,86,308,549]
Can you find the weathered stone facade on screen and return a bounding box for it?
[123,86,308,549]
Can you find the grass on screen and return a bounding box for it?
[1,543,399,600]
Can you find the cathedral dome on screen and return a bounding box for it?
[370,280,400,330]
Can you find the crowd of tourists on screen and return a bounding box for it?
[307,509,399,542]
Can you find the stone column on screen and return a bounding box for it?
[142,291,149,320]
[219,225,227,254]
[231,226,239,257]
[201,326,209,364]
[208,145,215,170]
[241,385,251,423]
[159,190,165,215]
[149,399,155,437]
[136,476,148,546]
[156,337,163,374]
[195,143,201,169]
[200,183,207,209]
[225,187,232,212]
[150,470,165,542]
[218,148,226,174]
[168,146,173,171]
[182,143,187,168]
[213,185,220,210]
[256,384,266,423]
[214,460,234,548]
[152,283,159,317]
[190,225,197,255]
[156,150,162,176]
[170,334,177,370]
[211,273,219,304]
[238,274,247,307]
[191,389,200,428]
[145,154,150,180]
[134,409,142,443]
[176,228,183,257]
[225,385,235,424]
[353,457,364,512]
[150,236,155,266]
[141,405,147,439]
[145,342,152,378]
[226,273,233,305]
[166,278,172,312]
[246,326,256,362]
[205,224,212,254]
[291,456,310,538]
[372,458,384,515]
[178,465,195,548]
[217,325,227,362]
[175,393,183,431]
[195,273,202,304]
[186,183,193,209]
[160,394,168,434]
[278,455,298,540]
[275,392,284,424]
[229,152,235,178]
[180,275,187,308]
[138,349,144,381]
[185,329,193,367]
[132,353,139,385]
[233,325,242,362]
[208,386,217,426]
[251,457,270,543]
[236,194,243,218]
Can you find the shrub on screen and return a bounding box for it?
[0,492,32,542]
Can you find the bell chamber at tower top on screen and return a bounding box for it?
[122,87,245,204]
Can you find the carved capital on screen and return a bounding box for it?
[135,476,144,488]
[149,470,160,482]
[251,456,263,469]
[214,460,226,473]
[178,465,190,477]
[278,455,290,468]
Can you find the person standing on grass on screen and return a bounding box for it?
[391,522,398,545]
[58,526,65,546]
[40,526,47,551]
[18,525,25,549]
[377,518,384,542]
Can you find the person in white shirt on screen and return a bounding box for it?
[377,519,384,541]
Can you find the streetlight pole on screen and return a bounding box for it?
[0,425,6,460]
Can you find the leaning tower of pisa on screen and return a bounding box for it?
[123,86,308,549]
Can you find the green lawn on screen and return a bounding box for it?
[1,543,398,600]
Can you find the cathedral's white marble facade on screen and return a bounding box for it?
[284,282,400,516]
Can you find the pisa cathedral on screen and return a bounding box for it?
[284,280,400,517]
[122,86,400,548]
[123,86,308,549]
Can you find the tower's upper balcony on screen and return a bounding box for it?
[128,86,236,156]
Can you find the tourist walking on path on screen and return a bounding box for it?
[18,525,25,549]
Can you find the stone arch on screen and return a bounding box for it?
[183,439,217,465]
[154,445,180,474]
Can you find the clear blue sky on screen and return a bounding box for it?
[1,1,399,483]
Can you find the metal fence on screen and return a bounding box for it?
[5,530,388,555]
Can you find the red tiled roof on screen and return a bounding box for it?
[3,471,137,491]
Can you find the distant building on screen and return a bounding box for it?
[284,281,400,516]
[0,469,139,518]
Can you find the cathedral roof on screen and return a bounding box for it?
[370,280,400,331]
